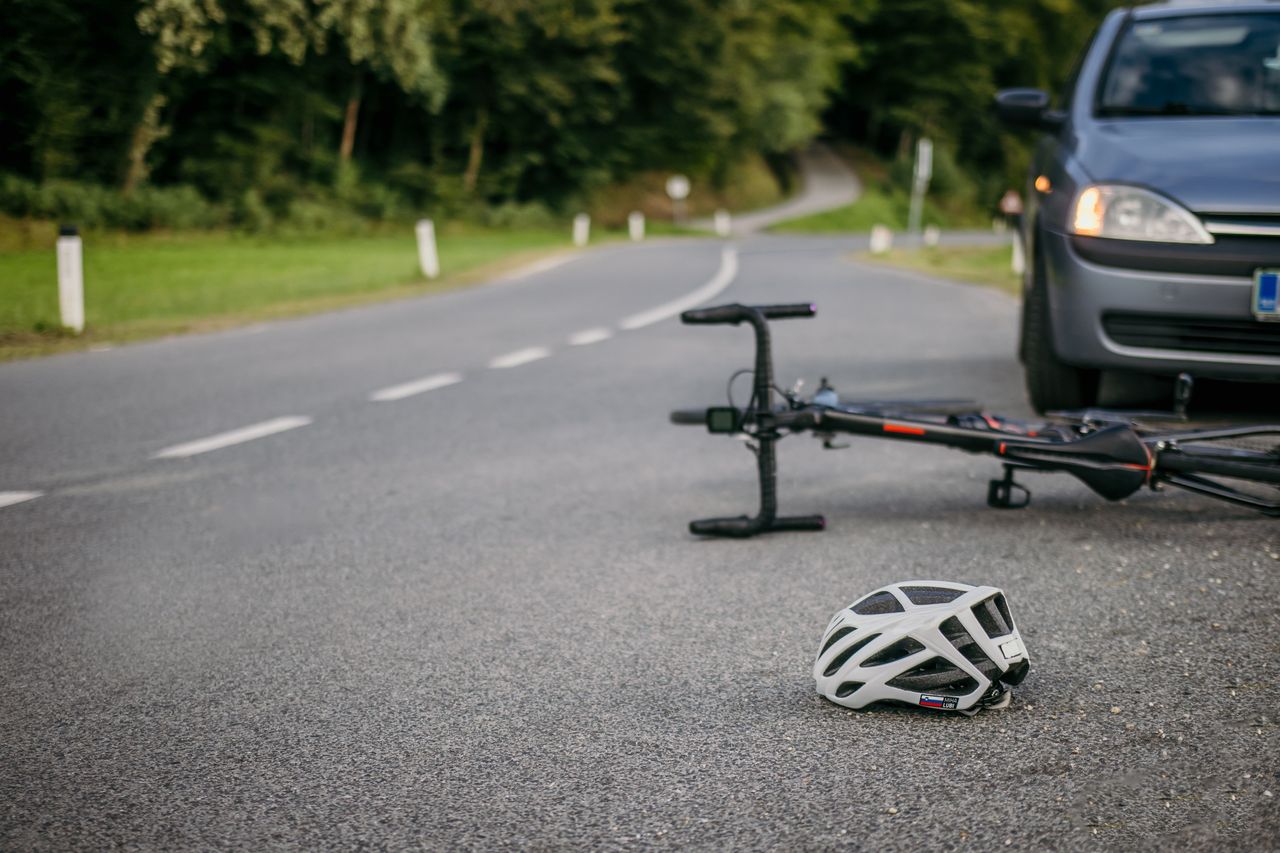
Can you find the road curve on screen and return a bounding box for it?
[721,142,862,234]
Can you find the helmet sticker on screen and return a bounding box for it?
[918,694,959,710]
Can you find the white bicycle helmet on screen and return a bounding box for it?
[813,581,1030,716]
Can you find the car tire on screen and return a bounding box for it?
[1021,251,1100,413]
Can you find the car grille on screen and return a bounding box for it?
[1103,313,1280,357]
[1202,214,1280,239]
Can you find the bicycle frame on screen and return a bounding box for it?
[676,303,1280,537]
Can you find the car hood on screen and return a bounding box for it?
[1076,119,1280,214]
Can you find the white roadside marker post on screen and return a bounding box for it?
[1012,234,1027,276]
[714,209,731,237]
[870,225,893,255]
[573,213,591,247]
[56,225,85,333]
[907,137,933,235]
[923,225,941,247]
[415,219,440,279]
[628,211,645,242]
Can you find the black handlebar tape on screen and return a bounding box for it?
[681,304,749,325]
[689,516,758,537]
[681,303,815,325]
[689,513,825,537]
[687,434,826,537]
[757,303,817,320]
[688,431,779,536]
[772,515,826,531]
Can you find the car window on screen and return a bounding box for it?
[1096,13,1280,116]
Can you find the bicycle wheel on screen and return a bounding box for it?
[1154,430,1280,515]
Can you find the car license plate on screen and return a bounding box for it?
[1254,269,1280,322]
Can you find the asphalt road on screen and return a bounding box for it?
[2,234,1278,851]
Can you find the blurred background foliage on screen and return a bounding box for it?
[0,0,1126,233]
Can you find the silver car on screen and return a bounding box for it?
[996,1,1280,412]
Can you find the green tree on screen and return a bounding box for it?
[433,0,625,199]
[1,0,156,184]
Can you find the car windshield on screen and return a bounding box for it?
[1097,12,1280,116]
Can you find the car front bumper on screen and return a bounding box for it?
[1040,228,1280,380]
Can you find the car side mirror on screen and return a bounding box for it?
[995,88,1066,131]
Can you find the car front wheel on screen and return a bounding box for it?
[1021,251,1100,413]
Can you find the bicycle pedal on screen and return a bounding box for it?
[987,476,1031,510]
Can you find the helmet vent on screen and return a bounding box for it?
[993,594,1013,630]
[834,681,864,698]
[823,632,881,677]
[851,591,905,615]
[972,595,1013,639]
[901,586,964,605]
[887,657,980,696]
[820,626,855,657]
[941,616,1001,679]
[939,616,974,647]
[862,636,926,666]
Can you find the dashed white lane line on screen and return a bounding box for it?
[618,246,739,331]
[370,371,463,402]
[568,328,613,346]
[152,416,313,459]
[489,347,551,369]
[0,491,42,509]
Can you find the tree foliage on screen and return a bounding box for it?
[0,0,1126,225]
[828,0,1128,204]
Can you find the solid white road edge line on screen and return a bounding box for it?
[501,253,582,282]
[370,371,463,402]
[152,416,313,459]
[618,245,738,331]
[0,491,43,509]
[568,328,613,346]
[489,347,551,369]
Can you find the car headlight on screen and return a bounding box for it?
[1070,185,1213,244]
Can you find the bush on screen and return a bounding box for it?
[480,201,557,230]
[118,185,224,230]
[233,189,273,231]
[0,170,563,235]
[0,173,224,230]
[282,198,366,234]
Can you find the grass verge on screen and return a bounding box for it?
[0,225,581,361]
[858,245,1022,297]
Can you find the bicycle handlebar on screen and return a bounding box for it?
[688,434,826,537]
[681,303,816,325]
